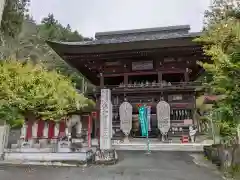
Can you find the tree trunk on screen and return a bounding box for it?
[237,124,240,145]
[0,0,6,25]
[25,112,37,122]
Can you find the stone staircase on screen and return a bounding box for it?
[112,137,213,152]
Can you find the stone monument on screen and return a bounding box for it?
[100,89,112,150]
[157,101,170,142]
[119,99,133,143]
[95,89,118,164]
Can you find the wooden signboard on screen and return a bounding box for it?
[132,61,153,71]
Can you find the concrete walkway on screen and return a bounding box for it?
[0,151,223,180]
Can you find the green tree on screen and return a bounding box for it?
[1,10,92,91]
[197,0,240,139]
[38,13,83,41]
[197,2,240,176]
[0,0,94,96]
[37,14,91,91]
[1,0,30,38]
[0,60,94,123]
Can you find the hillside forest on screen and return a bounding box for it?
[0,0,92,90]
[0,0,95,126]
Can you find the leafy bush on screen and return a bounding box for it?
[0,60,94,123]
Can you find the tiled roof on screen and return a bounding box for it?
[51,32,201,46]
[95,25,191,37]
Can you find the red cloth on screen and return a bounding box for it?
[58,120,66,137]
[181,136,189,143]
[48,121,55,139]
[26,121,33,140]
[37,120,44,138]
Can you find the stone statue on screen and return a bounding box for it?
[20,123,27,140]
[152,81,156,87]
[66,115,82,139]
[189,125,197,143]
[133,82,137,87]
[146,81,149,86]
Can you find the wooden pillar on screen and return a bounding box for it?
[88,114,92,148]
[48,121,55,140]
[158,71,162,83]
[124,73,128,85]
[81,78,85,93]
[192,92,200,131]
[184,68,189,82]
[100,73,104,88]
[37,120,44,138]
[123,63,128,85]
[96,98,100,146]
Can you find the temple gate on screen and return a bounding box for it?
[47,25,206,144]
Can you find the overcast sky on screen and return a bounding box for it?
[29,0,211,38]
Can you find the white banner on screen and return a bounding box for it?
[147,106,151,131]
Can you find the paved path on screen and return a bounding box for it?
[0,151,223,180]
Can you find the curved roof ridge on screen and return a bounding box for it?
[95,25,190,38]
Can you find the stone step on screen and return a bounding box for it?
[4,151,93,163]
[113,143,212,152]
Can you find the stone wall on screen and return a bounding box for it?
[6,128,21,148]
[204,144,240,177]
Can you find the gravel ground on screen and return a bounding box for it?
[0,151,223,180]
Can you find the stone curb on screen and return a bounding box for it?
[0,160,87,167]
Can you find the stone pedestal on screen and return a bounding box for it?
[57,140,71,152]
[123,136,130,143]
[94,149,118,165]
[21,141,32,149]
[39,139,48,148]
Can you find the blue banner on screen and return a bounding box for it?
[146,106,151,131]
[138,106,148,137]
